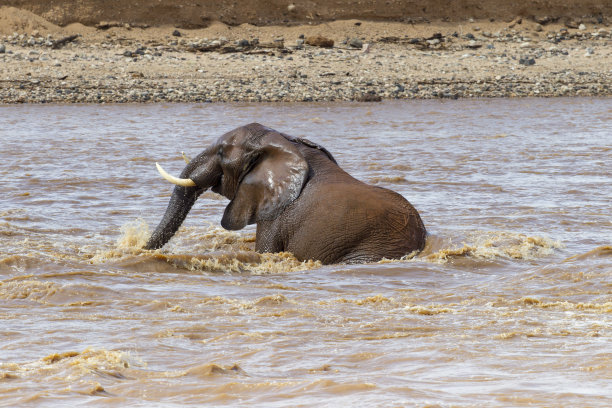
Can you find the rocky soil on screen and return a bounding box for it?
[1,8,611,103]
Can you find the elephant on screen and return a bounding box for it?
[144,123,426,264]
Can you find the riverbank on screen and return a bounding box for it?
[1,7,611,103]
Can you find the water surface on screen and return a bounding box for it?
[1,99,611,406]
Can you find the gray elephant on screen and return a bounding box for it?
[145,123,426,264]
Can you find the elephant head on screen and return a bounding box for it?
[144,123,309,250]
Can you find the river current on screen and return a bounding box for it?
[1,99,610,406]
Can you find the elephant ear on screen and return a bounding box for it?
[221,131,308,230]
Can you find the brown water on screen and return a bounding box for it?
[1,99,610,406]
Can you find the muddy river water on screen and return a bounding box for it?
[0,99,610,406]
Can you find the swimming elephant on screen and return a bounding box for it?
[144,123,426,264]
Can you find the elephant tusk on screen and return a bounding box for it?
[181,151,191,164]
[155,162,196,187]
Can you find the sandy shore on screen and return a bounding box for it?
[1,7,611,103]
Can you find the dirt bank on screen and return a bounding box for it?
[1,6,611,103]
[4,0,612,28]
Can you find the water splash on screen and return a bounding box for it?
[89,219,321,273]
[422,231,563,263]
[116,218,150,250]
[0,348,139,381]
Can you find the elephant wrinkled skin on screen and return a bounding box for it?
[145,123,426,264]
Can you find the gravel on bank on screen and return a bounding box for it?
[1,19,611,103]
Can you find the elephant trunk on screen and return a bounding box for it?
[144,152,220,250]
[144,184,201,250]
